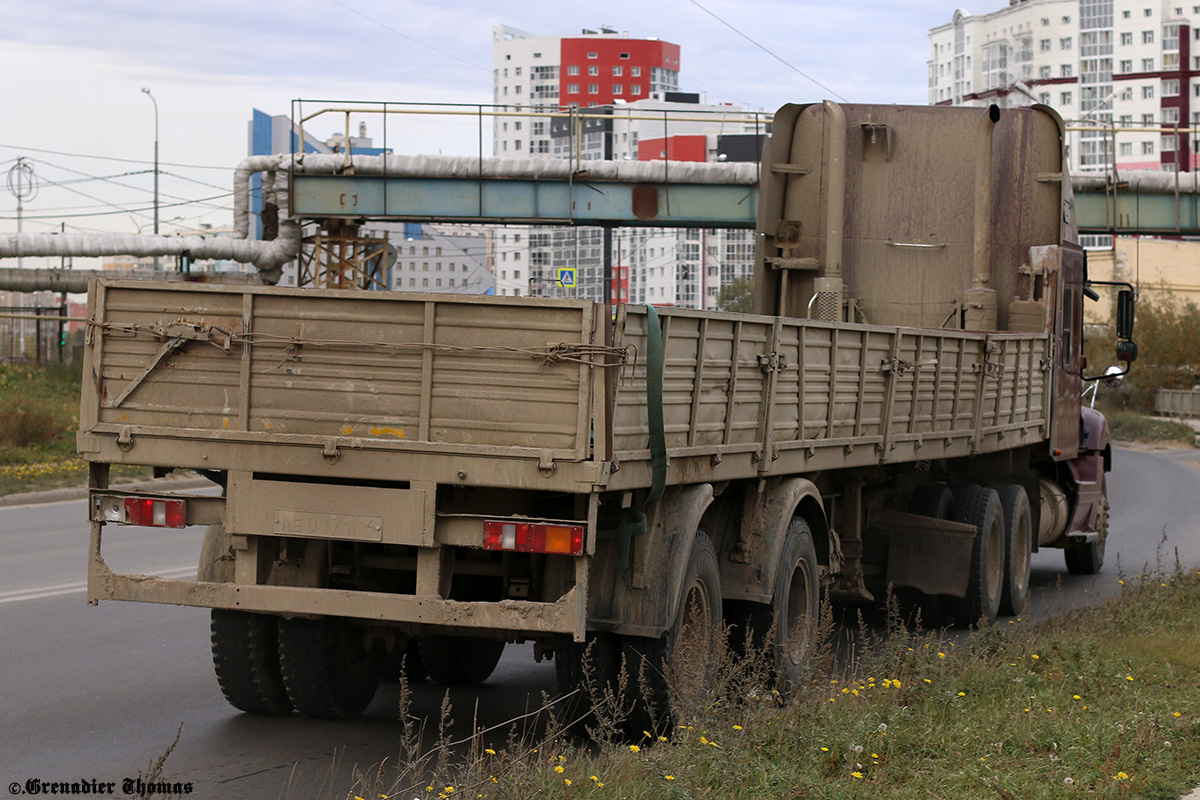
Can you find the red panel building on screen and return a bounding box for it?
[558,38,680,107]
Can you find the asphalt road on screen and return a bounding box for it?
[1,444,1198,799]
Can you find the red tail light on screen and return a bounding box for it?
[95,495,187,528]
[483,521,584,556]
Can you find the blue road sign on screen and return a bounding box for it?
[557,267,577,287]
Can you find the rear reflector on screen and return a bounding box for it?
[95,495,187,528]
[483,521,584,556]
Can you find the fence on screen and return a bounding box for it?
[1,305,67,363]
[1154,389,1200,418]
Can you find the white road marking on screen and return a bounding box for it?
[0,565,196,604]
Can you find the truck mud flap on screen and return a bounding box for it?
[877,511,977,598]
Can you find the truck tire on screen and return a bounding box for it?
[419,636,505,685]
[1064,477,1107,575]
[277,616,383,719]
[554,633,622,730]
[210,609,293,715]
[623,531,722,735]
[995,484,1032,615]
[737,518,819,693]
[196,524,233,583]
[382,639,428,684]
[901,485,956,627]
[952,486,1005,626]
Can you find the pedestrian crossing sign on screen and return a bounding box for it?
[557,267,576,287]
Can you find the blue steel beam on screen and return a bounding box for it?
[290,174,759,228]
[1075,188,1200,235]
[291,169,1200,236]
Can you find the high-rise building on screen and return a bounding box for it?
[493,26,762,309]
[492,24,681,156]
[928,0,1197,176]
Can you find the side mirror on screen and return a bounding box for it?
[1117,340,1138,363]
[1116,289,1135,341]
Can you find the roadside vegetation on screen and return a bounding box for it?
[345,560,1200,800]
[0,361,149,495]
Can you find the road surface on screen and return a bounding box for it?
[1,444,1198,798]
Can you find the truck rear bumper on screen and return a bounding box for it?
[86,518,588,641]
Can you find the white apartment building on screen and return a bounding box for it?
[929,0,1200,175]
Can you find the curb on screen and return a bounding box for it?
[0,476,217,508]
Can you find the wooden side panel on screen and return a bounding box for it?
[86,281,596,459]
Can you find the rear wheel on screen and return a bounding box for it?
[210,610,293,715]
[996,484,1033,616]
[738,518,819,693]
[1065,477,1108,575]
[420,636,505,686]
[278,616,383,719]
[952,486,1005,626]
[554,632,622,730]
[623,532,722,736]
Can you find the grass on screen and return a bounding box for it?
[345,562,1200,800]
[1106,411,1196,445]
[0,362,150,495]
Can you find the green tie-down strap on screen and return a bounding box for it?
[644,304,667,508]
[596,305,667,574]
[596,507,649,574]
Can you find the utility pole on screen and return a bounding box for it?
[6,158,36,359]
[141,87,160,269]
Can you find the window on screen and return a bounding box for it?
[631,85,642,95]
[1040,65,1052,78]
[631,66,641,76]
[514,67,521,76]
[613,84,623,94]
[1143,57,1155,70]
[1061,91,1073,104]
[533,52,541,58]
[422,262,429,271]
[1121,87,1134,100]
[588,83,598,93]
[1039,91,1051,104]
[436,247,442,256]
[1061,37,1072,49]
[423,247,429,256]
[1121,32,1133,45]
[1040,38,1052,51]
[1062,15,1070,23]
[1120,59,1132,72]
[612,66,622,76]
[1145,7,1153,15]
[587,51,597,58]
[588,65,599,75]
[1119,114,1132,125]
[620,52,629,59]
[1061,64,1072,77]
[567,83,579,94]
[1164,78,1180,96]
[1042,17,1050,25]
[1143,141,1155,154]
[1143,30,1155,43]
[1163,106,1180,123]
[567,65,579,75]
[1142,112,1154,124]
[1119,141,1133,155]
[1143,85,1155,99]
[422,278,429,287]
[409,278,415,287]
[1123,9,1131,17]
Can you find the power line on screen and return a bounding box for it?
[0,142,232,171]
[329,0,490,72]
[0,193,232,221]
[687,0,848,103]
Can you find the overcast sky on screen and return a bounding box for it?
[0,0,969,243]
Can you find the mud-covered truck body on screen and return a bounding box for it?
[78,102,1132,722]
